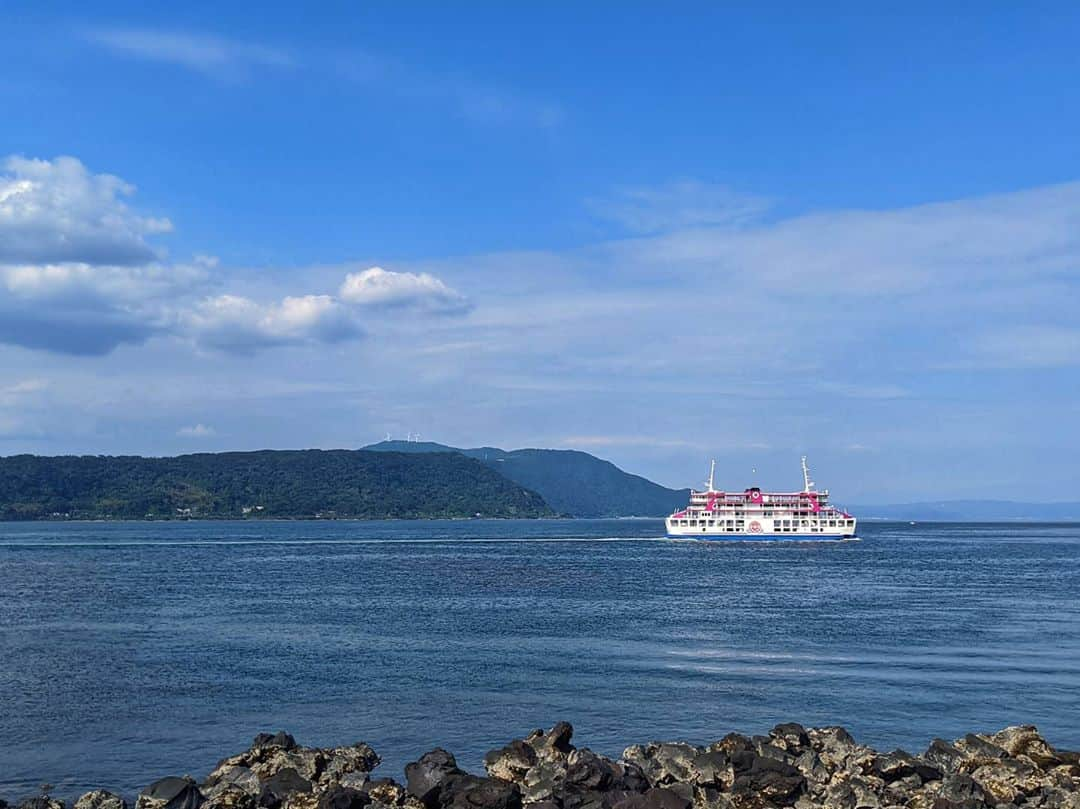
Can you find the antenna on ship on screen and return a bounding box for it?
[706,459,716,492]
[801,456,815,492]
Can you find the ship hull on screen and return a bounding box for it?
[666,532,857,542]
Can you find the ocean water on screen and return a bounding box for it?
[1,520,1078,800]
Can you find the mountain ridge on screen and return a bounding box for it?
[364,440,690,517]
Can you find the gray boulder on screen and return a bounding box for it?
[405,750,461,809]
[137,778,205,809]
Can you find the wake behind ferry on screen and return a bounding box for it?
[666,457,857,541]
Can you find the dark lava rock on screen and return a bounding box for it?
[711,735,755,757]
[405,750,462,809]
[138,778,205,809]
[360,779,408,807]
[871,749,943,783]
[607,787,691,809]
[621,743,698,787]
[565,750,616,792]
[317,787,370,809]
[18,800,65,809]
[438,774,521,809]
[932,773,989,809]
[925,739,967,774]
[26,721,1080,809]
[528,723,575,762]
[768,724,810,755]
[484,741,538,783]
[257,769,311,809]
[74,792,127,809]
[954,734,1008,766]
[729,752,805,807]
[989,725,1063,768]
[252,733,298,751]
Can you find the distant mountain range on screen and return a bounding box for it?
[364,440,689,517]
[2,442,1076,522]
[851,500,1080,522]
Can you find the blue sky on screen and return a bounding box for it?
[1,2,1079,500]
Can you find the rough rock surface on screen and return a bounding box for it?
[6,724,1078,809]
[197,733,384,809]
[74,792,128,809]
[483,723,1079,809]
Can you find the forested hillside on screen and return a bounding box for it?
[0,450,553,520]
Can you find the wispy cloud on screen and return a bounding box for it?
[177,423,216,438]
[587,181,769,234]
[78,26,559,128]
[83,27,294,79]
[970,325,1080,369]
[332,50,563,129]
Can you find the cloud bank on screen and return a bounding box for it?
[0,156,470,355]
[0,155,171,265]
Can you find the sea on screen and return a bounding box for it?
[1,520,1078,799]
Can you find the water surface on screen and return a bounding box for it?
[1,520,1078,799]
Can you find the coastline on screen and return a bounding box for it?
[7,722,1078,809]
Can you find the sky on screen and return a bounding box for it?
[1,2,1079,500]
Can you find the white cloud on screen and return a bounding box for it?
[84,27,293,78]
[339,266,470,313]
[177,423,216,438]
[0,156,469,356]
[1,260,208,305]
[0,155,171,266]
[184,293,365,353]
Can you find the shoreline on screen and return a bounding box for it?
[6,722,1078,809]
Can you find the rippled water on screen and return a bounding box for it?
[1,520,1078,799]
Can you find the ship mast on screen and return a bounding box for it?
[706,459,716,492]
[801,456,815,493]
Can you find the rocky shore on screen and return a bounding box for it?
[6,723,1079,809]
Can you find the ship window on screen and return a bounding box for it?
[707,519,714,526]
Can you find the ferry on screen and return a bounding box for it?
[666,457,857,541]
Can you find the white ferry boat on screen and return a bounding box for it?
[666,457,857,541]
